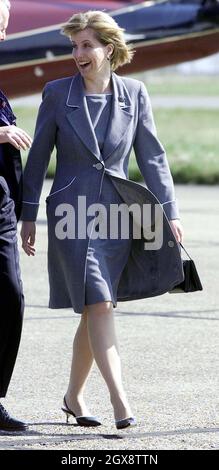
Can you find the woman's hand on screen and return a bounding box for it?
[169,219,184,244]
[20,221,36,256]
[0,125,32,150]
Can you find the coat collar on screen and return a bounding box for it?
[66,72,133,161]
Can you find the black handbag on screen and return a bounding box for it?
[169,243,203,293]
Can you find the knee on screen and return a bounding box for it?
[81,309,88,322]
[86,301,113,316]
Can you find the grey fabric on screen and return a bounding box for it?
[85,94,131,306]
[85,174,133,307]
[85,94,112,152]
[21,72,184,313]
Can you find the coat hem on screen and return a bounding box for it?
[48,279,182,311]
[48,300,117,313]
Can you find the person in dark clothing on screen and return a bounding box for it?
[0,0,32,431]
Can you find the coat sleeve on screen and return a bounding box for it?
[20,83,57,221]
[133,81,179,220]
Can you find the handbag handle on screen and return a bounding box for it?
[179,242,192,260]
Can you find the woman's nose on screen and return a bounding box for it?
[73,47,83,59]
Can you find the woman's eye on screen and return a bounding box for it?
[71,43,91,51]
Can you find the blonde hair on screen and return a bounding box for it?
[61,10,134,71]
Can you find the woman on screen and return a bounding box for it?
[20,10,184,429]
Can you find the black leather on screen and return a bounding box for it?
[169,244,203,293]
[0,403,28,431]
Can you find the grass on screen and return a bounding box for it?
[133,72,219,96]
[150,108,219,184]
[14,102,219,185]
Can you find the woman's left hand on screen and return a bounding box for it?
[169,219,184,244]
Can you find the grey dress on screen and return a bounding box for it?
[21,73,184,313]
[85,93,132,307]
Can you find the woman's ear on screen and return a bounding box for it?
[107,44,114,58]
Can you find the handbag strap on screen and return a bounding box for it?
[179,242,192,260]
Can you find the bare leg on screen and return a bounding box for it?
[65,309,94,416]
[86,301,133,421]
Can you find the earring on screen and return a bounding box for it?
[107,56,111,61]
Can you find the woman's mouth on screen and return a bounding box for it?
[78,61,91,70]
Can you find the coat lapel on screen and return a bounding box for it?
[102,72,133,161]
[66,73,101,160]
[65,72,133,162]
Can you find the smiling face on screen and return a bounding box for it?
[71,28,113,81]
[0,2,9,41]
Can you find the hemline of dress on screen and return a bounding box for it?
[48,299,117,313]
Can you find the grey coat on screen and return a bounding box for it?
[21,72,184,312]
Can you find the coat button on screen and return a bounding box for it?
[93,163,103,170]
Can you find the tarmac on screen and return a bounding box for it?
[0,182,219,450]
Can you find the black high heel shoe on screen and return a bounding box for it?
[61,396,102,427]
[115,416,137,430]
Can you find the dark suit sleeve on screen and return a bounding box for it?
[20,83,57,221]
[0,144,23,221]
[133,81,179,220]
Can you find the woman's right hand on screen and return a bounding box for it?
[20,221,36,256]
